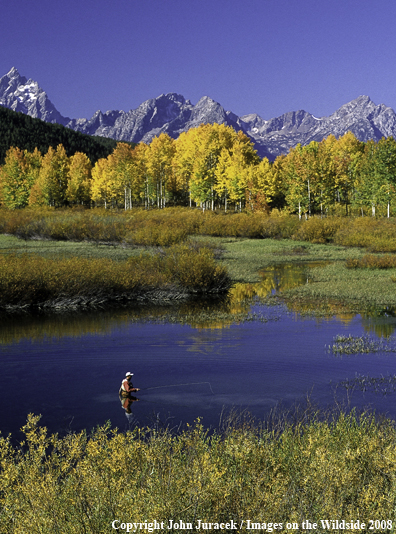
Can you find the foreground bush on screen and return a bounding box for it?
[1,412,395,533]
[0,244,231,310]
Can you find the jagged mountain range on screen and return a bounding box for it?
[2,67,396,161]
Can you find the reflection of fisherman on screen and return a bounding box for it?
[119,372,140,414]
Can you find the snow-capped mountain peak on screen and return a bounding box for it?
[2,67,396,160]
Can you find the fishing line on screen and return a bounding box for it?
[141,381,215,395]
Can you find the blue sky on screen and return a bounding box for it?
[2,0,396,121]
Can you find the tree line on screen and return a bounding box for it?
[1,120,396,216]
[0,105,120,165]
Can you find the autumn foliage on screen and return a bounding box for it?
[2,124,396,216]
[1,412,396,532]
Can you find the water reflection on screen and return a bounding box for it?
[2,262,396,342]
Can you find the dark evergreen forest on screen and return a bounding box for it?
[0,106,134,164]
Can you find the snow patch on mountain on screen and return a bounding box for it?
[2,67,396,160]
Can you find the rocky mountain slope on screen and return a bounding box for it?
[2,67,396,160]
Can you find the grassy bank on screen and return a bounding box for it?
[0,243,231,311]
[3,208,396,314]
[1,412,395,533]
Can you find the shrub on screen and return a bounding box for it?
[1,412,396,531]
[261,215,301,239]
[292,217,345,244]
[346,254,396,270]
[0,243,231,309]
[334,218,396,252]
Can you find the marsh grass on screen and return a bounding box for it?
[339,373,396,395]
[4,208,396,252]
[347,254,396,269]
[1,411,396,532]
[328,334,396,355]
[282,261,396,310]
[4,208,396,316]
[0,244,231,310]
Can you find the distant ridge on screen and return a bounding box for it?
[2,67,396,160]
[0,105,119,164]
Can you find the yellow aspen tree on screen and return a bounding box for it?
[214,148,232,211]
[91,157,112,208]
[189,124,236,210]
[282,145,309,219]
[108,143,136,209]
[227,131,260,211]
[173,130,198,206]
[66,152,92,205]
[0,147,30,208]
[247,157,278,212]
[36,144,70,207]
[331,132,363,215]
[129,143,148,208]
[146,133,175,208]
[316,135,337,216]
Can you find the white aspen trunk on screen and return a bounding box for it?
[225,193,227,213]
[125,188,127,211]
[388,200,390,218]
[298,202,301,220]
[372,204,375,217]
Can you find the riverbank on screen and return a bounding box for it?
[2,207,396,315]
[0,241,231,312]
[3,231,396,316]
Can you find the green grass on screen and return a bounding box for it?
[3,209,396,316]
[285,261,396,309]
[0,234,143,261]
[217,237,360,283]
[328,334,396,355]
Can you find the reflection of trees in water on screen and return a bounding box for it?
[3,262,396,341]
[360,309,396,339]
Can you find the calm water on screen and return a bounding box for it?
[2,264,396,439]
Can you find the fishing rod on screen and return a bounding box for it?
[140,382,215,395]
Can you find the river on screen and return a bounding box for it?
[2,263,396,439]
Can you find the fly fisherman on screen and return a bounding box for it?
[119,372,140,397]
